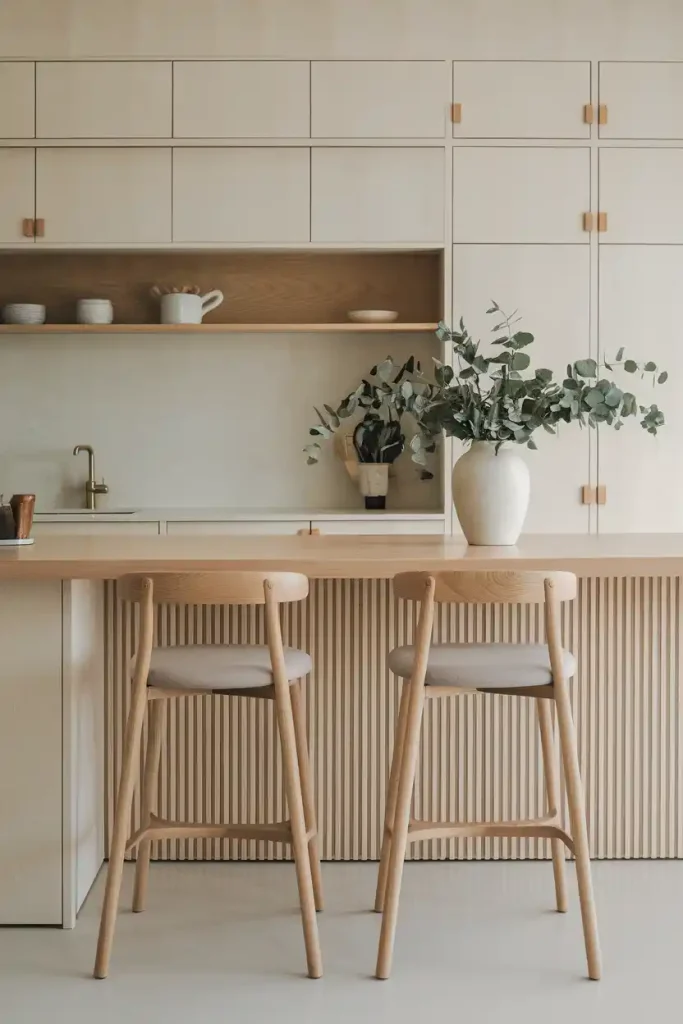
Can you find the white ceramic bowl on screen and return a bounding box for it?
[76,298,113,325]
[3,303,46,325]
[347,309,399,324]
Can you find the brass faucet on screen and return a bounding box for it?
[73,445,109,510]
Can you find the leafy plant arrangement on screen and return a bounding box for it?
[304,355,440,478]
[409,302,666,465]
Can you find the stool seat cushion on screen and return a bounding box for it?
[388,643,575,689]
[145,645,312,692]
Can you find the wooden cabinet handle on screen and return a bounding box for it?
[451,102,462,124]
[598,103,608,125]
[22,218,34,238]
[583,212,594,232]
[597,212,608,233]
[34,218,45,238]
[583,104,595,125]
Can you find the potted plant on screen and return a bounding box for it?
[410,303,666,544]
[305,356,437,509]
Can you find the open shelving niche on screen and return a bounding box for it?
[1,248,447,520]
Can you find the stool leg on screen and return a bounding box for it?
[290,682,324,912]
[94,677,148,978]
[375,680,410,913]
[537,698,568,913]
[375,678,425,979]
[132,699,166,913]
[553,679,602,980]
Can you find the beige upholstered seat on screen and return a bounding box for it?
[145,645,312,692]
[388,642,575,689]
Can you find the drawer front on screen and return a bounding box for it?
[166,521,310,536]
[174,61,310,138]
[32,523,160,536]
[0,62,35,138]
[311,519,445,535]
[36,62,172,138]
[312,61,447,138]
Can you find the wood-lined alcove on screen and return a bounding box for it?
[0,250,442,326]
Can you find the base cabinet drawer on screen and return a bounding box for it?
[311,519,445,535]
[166,521,310,536]
[32,523,160,536]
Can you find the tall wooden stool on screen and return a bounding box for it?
[94,572,323,980]
[374,570,600,981]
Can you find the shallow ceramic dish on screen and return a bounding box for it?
[347,309,399,324]
[3,303,46,325]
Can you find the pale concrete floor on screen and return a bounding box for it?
[0,860,679,1024]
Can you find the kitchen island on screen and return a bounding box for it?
[2,533,682,925]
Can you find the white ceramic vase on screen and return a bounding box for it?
[452,441,530,545]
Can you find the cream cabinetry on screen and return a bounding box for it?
[172,147,310,243]
[597,246,679,532]
[166,521,310,536]
[452,61,590,139]
[599,63,683,139]
[35,148,172,245]
[453,147,590,243]
[36,62,172,138]
[0,62,35,137]
[311,519,445,535]
[311,147,444,244]
[311,61,447,138]
[173,61,310,138]
[452,244,590,534]
[32,522,160,536]
[0,148,35,244]
[598,148,683,243]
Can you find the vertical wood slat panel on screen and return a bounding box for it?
[104,576,683,862]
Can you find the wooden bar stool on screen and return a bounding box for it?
[374,570,600,982]
[94,571,323,980]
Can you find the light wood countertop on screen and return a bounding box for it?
[2,533,683,580]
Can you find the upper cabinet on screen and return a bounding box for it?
[598,149,683,243]
[311,147,444,244]
[173,148,310,243]
[0,150,35,245]
[453,147,590,243]
[311,61,448,137]
[173,61,310,138]
[452,61,590,139]
[36,62,172,138]
[35,149,172,245]
[599,63,683,139]
[0,63,35,137]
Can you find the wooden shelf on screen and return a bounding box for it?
[0,322,439,334]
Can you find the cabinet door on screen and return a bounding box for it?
[0,149,35,245]
[453,61,590,139]
[173,148,310,244]
[36,62,172,138]
[36,148,172,245]
[312,61,447,138]
[166,521,310,536]
[311,519,445,535]
[0,62,35,137]
[311,147,444,244]
[174,61,309,138]
[32,523,160,536]
[452,244,590,534]
[453,147,589,243]
[599,148,683,243]
[597,247,678,532]
[599,62,683,139]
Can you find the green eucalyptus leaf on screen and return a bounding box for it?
[644,361,657,372]
[658,371,669,384]
[604,386,623,408]
[624,359,638,373]
[574,358,597,378]
[615,347,625,362]
[510,351,531,371]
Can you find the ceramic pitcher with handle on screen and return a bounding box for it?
[159,290,224,324]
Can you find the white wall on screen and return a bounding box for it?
[1,0,682,60]
[0,332,440,510]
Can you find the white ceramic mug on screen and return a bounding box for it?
[160,290,224,325]
[77,299,113,324]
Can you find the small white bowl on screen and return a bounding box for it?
[347,309,399,324]
[3,303,46,325]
